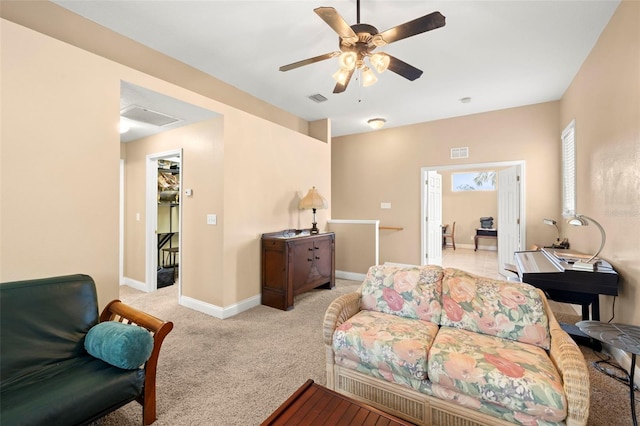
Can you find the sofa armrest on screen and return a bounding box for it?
[537,290,590,426]
[100,300,173,425]
[323,292,361,347]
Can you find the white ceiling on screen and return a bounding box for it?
[54,0,620,138]
[120,81,219,142]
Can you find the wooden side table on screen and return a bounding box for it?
[577,321,640,426]
[474,228,497,251]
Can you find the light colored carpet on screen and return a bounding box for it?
[97,280,637,425]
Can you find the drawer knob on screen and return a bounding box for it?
[315,256,320,260]
[308,258,313,262]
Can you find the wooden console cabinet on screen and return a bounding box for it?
[261,230,335,310]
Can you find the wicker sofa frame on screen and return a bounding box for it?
[323,285,590,426]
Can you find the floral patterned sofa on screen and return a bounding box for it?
[323,265,590,426]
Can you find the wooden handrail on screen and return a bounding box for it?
[379,226,403,230]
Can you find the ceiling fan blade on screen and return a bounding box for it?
[378,11,446,45]
[386,55,423,81]
[333,68,355,94]
[314,7,358,44]
[279,52,340,72]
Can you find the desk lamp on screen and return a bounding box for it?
[567,214,606,271]
[543,219,561,246]
[299,187,328,234]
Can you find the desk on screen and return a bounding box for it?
[513,249,619,349]
[577,321,640,426]
[474,228,497,251]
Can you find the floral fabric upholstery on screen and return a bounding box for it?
[428,327,566,424]
[440,268,551,350]
[333,310,440,382]
[360,265,444,323]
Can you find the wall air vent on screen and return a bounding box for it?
[120,105,181,127]
[308,94,328,103]
[450,147,469,159]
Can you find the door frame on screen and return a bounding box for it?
[146,149,183,293]
[420,160,526,271]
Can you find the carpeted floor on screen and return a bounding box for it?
[96,279,638,425]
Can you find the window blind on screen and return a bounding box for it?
[562,120,576,218]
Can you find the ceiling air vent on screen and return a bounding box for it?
[308,94,328,103]
[450,147,469,159]
[120,105,181,127]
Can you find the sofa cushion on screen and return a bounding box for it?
[333,310,440,382]
[440,268,551,349]
[85,321,154,370]
[428,327,566,424]
[0,354,144,426]
[360,265,443,323]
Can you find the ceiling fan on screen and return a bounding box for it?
[279,0,446,94]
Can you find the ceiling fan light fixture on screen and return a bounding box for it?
[370,52,390,73]
[338,51,357,70]
[361,67,378,87]
[367,118,386,130]
[332,68,351,85]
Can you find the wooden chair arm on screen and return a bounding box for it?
[100,300,174,425]
[323,292,362,347]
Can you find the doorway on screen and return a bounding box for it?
[119,80,220,300]
[420,160,526,277]
[146,150,182,293]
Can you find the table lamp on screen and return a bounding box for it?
[567,214,606,271]
[543,219,561,246]
[299,187,327,234]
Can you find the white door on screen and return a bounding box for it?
[424,171,443,265]
[497,166,521,276]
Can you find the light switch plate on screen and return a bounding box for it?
[207,214,217,225]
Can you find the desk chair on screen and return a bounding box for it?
[443,221,456,250]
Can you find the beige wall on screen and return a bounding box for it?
[332,101,561,265]
[560,0,640,325]
[0,19,122,306]
[0,19,331,312]
[123,118,225,305]
[441,168,500,250]
[0,1,310,138]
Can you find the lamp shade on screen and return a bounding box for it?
[567,214,606,268]
[299,187,327,210]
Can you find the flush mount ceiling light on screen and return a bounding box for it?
[367,118,386,129]
[279,0,446,94]
[119,119,131,134]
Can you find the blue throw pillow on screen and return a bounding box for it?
[85,321,154,370]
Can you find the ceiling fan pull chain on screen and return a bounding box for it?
[356,0,360,24]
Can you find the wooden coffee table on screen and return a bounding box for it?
[261,379,414,425]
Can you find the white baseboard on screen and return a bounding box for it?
[384,262,418,267]
[336,270,366,282]
[180,293,261,319]
[122,277,147,292]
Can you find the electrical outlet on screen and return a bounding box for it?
[207,214,217,225]
[381,202,391,209]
